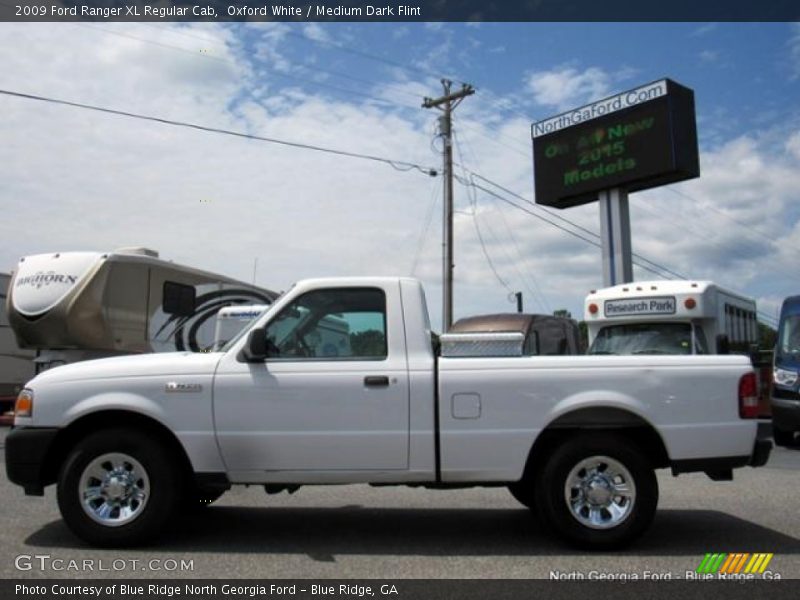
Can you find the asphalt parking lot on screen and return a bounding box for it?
[0,427,798,581]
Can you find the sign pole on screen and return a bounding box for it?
[599,187,633,287]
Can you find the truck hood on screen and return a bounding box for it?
[29,352,224,385]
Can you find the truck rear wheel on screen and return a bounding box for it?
[57,429,181,546]
[534,433,658,549]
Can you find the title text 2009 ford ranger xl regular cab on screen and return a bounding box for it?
[5,277,770,548]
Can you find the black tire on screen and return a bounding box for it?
[773,427,795,447]
[508,481,536,510]
[534,433,658,550]
[57,429,182,547]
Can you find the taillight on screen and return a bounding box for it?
[738,372,758,419]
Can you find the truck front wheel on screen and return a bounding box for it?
[534,433,658,549]
[57,429,181,547]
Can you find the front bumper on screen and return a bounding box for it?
[771,396,800,432]
[4,427,60,496]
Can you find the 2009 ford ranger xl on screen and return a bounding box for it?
[5,277,771,548]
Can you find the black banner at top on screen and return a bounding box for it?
[2,0,800,22]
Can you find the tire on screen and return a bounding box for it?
[508,481,536,510]
[773,427,795,447]
[57,429,182,547]
[534,433,658,550]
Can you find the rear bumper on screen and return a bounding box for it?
[748,438,772,467]
[4,427,60,496]
[671,437,772,479]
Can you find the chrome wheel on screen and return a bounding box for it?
[564,455,636,530]
[78,453,150,527]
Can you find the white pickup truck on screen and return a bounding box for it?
[5,277,770,549]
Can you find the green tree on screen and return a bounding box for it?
[350,329,386,357]
[758,322,777,350]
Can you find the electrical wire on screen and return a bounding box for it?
[456,171,781,327]
[467,171,687,280]
[0,88,439,177]
[73,23,424,112]
[453,129,550,312]
[450,132,513,293]
[410,180,440,276]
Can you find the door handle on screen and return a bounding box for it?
[364,376,390,387]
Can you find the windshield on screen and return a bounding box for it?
[589,322,703,355]
[778,314,800,356]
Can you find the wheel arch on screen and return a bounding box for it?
[518,406,670,482]
[41,409,194,488]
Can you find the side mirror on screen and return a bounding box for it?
[716,334,730,355]
[238,327,267,363]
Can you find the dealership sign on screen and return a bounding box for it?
[532,79,700,209]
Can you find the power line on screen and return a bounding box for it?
[467,171,687,280]
[74,23,423,112]
[410,180,440,277]
[453,129,550,311]
[457,176,686,280]
[455,171,781,326]
[282,27,464,85]
[0,88,438,176]
[74,22,544,179]
[452,135,512,293]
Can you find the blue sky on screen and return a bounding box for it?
[1,21,799,329]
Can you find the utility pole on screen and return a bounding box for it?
[423,79,474,331]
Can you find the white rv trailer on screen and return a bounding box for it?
[6,248,277,371]
[0,273,36,422]
[584,280,757,355]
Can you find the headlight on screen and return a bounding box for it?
[774,368,798,387]
[14,388,33,418]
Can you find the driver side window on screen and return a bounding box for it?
[264,287,387,360]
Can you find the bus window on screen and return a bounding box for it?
[589,322,695,355]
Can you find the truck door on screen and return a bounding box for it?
[213,285,410,473]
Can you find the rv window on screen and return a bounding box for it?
[163,281,196,316]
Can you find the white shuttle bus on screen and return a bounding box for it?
[585,280,757,356]
[6,248,277,371]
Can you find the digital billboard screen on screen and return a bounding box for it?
[532,79,700,209]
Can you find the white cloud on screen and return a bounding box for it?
[787,131,800,160]
[791,23,800,79]
[1,23,799,330]
[525,66,613,111]
[699,49,720,64]
[302,23,331,44]
[691,23,718,37]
